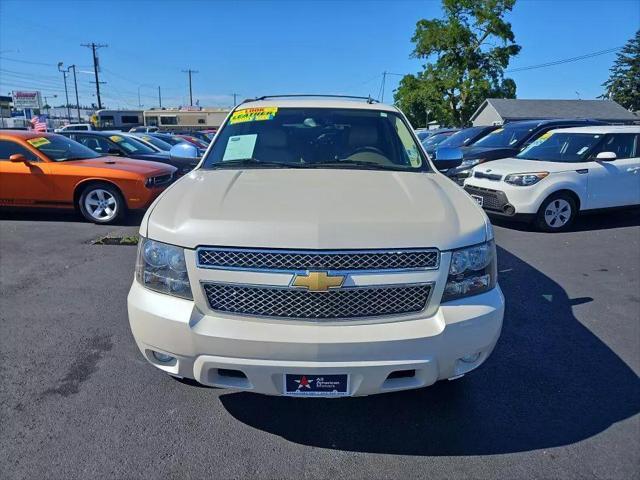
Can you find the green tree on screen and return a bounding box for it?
[601,31,640,112]
[394,0,520,127]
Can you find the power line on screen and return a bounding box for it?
[81,42,108,109]
[506,47,622,73]
[182,69,198,106]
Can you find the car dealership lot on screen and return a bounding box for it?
[1,210,639,479]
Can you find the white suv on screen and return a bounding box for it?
[464,126,640,231]
[127,96,504,397]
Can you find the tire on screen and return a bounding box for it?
[535,192,577,232]
[78,183,125,225]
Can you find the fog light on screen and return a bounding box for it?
[460,352,481,364]
[152,351,174,363]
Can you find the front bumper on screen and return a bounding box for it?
[128,280,504,397]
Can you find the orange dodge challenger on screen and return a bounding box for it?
[0,130,177,224]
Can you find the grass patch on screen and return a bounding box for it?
[92,234,139,246]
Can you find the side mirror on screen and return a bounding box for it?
[596,151,616,161]
[9,154,28,163]
[432,147,463,171]
[170,142,199,161]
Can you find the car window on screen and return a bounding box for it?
[517,132,604,163]
[439,127,485,148]
[590,133,638,159]
[474,125,533,148]
[25,135,101,161]
[0,140,39,162]
[203,107,428,171]
[75,134,113,153]
[74,125,88,131]
[107,134,156,154]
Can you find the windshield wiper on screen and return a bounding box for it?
[309,161,409,171]
[208,158,302,169]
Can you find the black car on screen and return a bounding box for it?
[433,125,499,160]
[437,119,606,183]
[59,131,199,175]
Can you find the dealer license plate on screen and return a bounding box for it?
[284,374,349,397]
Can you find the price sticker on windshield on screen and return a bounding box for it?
[109,135,124,142]
[230,107,278,125]
[27,137,50,148]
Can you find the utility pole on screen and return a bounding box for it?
[231,93,239,106]
[57,62,71,121]
[182,69,198,106]
[69,65,81,122]
[81,42,108,109]
[381,71,387,103]
[158,86,162,108]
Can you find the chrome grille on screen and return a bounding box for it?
[202,283,432,319]
[197,248,439,271]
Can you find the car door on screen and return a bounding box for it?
[586,133,640,209]
[0,139,53,205]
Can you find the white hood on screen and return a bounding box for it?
[473,158,580,176]
[144,169,489,251]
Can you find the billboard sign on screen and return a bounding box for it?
[12,91,42,110]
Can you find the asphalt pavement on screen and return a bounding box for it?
[1,208,639,479]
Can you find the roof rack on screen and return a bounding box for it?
[247,94,380,104]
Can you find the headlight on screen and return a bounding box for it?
[442,240,497,302]
[504,172,549,186]
[460,158,482,168]
[135,237,193,299]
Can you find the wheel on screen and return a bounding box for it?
[535,193,577,232]
[78,183,125,224]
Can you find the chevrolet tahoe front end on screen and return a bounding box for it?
[127,98,504,397]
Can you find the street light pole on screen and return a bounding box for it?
[137,85,142,108]
[57,62,71,122]
[69,65,81,122]
[158,86,162,109]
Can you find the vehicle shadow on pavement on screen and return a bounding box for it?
[490,208,640,233]
[0,208,144,226]
[219,246,640,456]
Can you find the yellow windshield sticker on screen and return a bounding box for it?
[539,132,553,140]
[109,135,124,142]
[26,137,50,148]
[491,128,503,134]
[230,107,278,125]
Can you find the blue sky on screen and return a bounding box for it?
[0,0,637,109]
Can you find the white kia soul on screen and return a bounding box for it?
[464,126,640,232]
[127,96,504,397]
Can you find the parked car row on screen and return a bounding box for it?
[418,122,640,231]
[0,128,208,224]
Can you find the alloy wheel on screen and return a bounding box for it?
[84,188,118,222]
[544,199,571,228]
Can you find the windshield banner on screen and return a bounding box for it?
[230,107,278,125]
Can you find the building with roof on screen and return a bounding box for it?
[470,99,638,126]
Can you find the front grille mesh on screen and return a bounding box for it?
[197,248,439,271]
[203,283,432,319]
[465,186,507,211]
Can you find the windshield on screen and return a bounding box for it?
[517,132,604,162]
[153,134,184,146]
[27,135,101,161]
[108,134,156,154]
[421,132,453,148]
[203,107,428,171]
[473,125,534,148]
[136,134,172,151]
[439,127,487,148]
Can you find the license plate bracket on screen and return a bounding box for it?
[284,374,349,397]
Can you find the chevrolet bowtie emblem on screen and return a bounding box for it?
[292,271,345,292]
